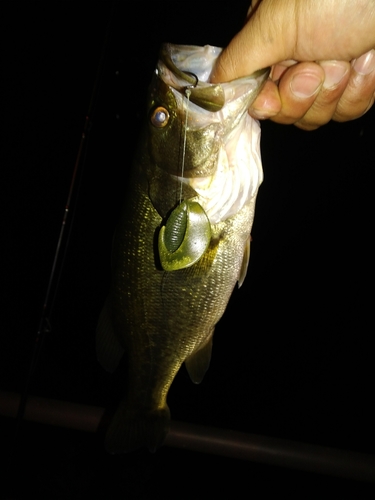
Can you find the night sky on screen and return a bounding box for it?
[2,1,375,496]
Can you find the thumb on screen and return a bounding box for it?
[211,1,296,82]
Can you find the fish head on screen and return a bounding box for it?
[147,44,269,178]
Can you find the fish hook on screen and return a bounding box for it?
[183,71,199,90]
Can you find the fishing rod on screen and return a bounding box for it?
[15,1,118,435]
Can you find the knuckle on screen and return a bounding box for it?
[334,93,375,121]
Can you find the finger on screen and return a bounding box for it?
[248,61,319,121]
[212,1,375,84]
[211,1,295,82]
[293,60,351,130]
[268,62,325,126]
[271,60,298,81]
[247,0,261,18]
[333,49,375,122]
[248,79,282,119]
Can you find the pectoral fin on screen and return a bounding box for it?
[238,235,251,288]
[96,297,124,373]
[185,333,213,384]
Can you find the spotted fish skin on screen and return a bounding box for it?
[96,44,269,453]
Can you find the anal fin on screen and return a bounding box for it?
[185,333,213,384]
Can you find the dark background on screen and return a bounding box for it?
[2,1,374,497]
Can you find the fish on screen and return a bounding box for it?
[96,43,269,453]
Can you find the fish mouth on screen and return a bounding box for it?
[159,43,270,113]
[149,44,269,223]
[156,44,269,180]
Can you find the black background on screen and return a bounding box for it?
[2,1,374,497]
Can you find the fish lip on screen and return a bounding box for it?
[160,43,202,88]
[159,44,226,112]
[162,43,270,80]
[159,43,270,112]
[151,44,269,223]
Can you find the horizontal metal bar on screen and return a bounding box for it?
[1,390,105,432]
[166,421,375,482]
[1,391,374,482]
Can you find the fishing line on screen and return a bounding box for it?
[158,72,211,273]
[179,88,191,203]
[178,74,198,204]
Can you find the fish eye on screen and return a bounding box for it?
[150,106,170,128]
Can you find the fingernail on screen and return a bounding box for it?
[290,73,322,98]
[353,49,375,75]
[320,61,348,89]
[250,108,276,120]
[271,60,298,81]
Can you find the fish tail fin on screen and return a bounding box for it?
[104,401,171,454]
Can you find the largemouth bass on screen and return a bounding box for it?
[97,44,269,453]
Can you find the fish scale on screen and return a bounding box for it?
[96,44,269,453]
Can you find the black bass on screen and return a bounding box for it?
[97,44,269,453]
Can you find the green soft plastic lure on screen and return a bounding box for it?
[158,200,211,271]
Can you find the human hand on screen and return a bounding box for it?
[211,0,375,130]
